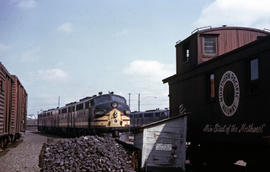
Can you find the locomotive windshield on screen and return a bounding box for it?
[94,95,111,104]
[111,95,126,104]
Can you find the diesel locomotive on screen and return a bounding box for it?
[38,92,130,137]
[130,109,169,127]
[163,26,270,170]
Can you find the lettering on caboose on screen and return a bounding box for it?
[203,123,266,135]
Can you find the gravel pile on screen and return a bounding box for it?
[40,135,134,172]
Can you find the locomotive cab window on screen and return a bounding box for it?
[95,95,110,104]
[111,95,126,104]
[203,36,217,55]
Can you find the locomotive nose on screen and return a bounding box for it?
[109,109,121,126]
[107,108,130,128]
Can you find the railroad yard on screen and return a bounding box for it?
[2,14,270,172]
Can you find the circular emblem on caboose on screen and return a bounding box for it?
[219,71,240,117]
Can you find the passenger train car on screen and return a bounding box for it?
[130,109,169,127]
[38,92,130,136]
[163,26,270,169]
[0,62,27,148]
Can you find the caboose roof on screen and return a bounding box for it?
[175,26,270,47]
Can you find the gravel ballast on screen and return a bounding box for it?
[0,131,47,172]
[40,135,134,172]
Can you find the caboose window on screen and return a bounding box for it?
[210,74,215,98]
[204,37,217,55]
[250,58,259,81]
[183,43,190,62]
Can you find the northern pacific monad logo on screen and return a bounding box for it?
[219,71,240,117]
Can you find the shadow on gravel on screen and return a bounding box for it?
[0,138,23,158]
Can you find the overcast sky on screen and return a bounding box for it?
[1,0,270,115]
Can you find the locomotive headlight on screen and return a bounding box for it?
[111,102,118,108]
[124,110,131,115]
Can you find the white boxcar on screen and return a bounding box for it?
[134,115,187,171]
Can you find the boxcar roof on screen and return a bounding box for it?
[0,62,13,80]
[11,75,28,95]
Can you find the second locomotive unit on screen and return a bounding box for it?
[38,92,130,136]
[130,108,169,127]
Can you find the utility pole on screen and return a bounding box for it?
[128,93,131,108]
[128,93,131,134]
[58,96,60,108]
[138,93,140,112]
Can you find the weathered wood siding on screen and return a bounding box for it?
[0,63,12,136]
[197,28,268,64]
[134,116,187,170]
[11,75,27,133]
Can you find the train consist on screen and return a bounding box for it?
[130,109,169,127]
[0,62,27,149]
[38,92,131,137]
[163,26,270,169]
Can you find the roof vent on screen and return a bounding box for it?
[222,25,227,27]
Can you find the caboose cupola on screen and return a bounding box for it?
[176,26,270,75]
